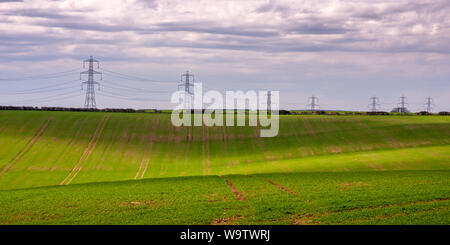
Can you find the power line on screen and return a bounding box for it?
[97,90,167,102]
[1,90,81,105]
[2,85,80,95]
[0,79,80,95]
[99,68,178,84]
[102,80,172,94]
[0,68,81,81]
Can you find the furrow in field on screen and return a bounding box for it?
[0,119,51,178]
[137,115,160,179]
[60,115,109,185]
[265,179,298,195]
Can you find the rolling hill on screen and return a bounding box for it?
[0,110,449,224]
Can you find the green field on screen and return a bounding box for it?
[0,110,449,224]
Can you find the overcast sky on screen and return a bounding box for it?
[0,0,449,111]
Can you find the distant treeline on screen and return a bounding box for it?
[291,110,450,116]
[0,106,448,115]
[0,106,153,113]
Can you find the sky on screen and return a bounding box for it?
[0,0,449,111]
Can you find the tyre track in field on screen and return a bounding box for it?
[202,124,206,175]
[0,118,12,136]
[220,176,247,201]
[206,126,211,174]
[44,117,85,169]
[159,118,174,177]
[265,179,298,196]
[254,124,293,173]
[202,124,211,175]
[253,124,273,161]
[0,119,51,178]
[221,126,231,170]
[60,115,109,185]
[134,115,160,179]
[179,125,191,176]
[133,118,152,179]
[292,197,450,225]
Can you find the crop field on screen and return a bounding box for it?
[0,110,449,224]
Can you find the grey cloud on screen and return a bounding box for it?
[254,0,291,15]
[32,19,140,32]
[138,0,159,9]
[153,22,279,37]
[0,0,449,61]
[31,18,280,37]
[353,1,450,20]
[285,22,353,35]
[0,8,76,20]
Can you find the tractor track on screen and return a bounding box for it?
[135,115,159,179]
[220,176,246,201]
[60,115,109,185]
[265,179,298,195]
[202,124,211,175]
[0,119,51,178]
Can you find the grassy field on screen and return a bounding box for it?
[0,110,449,224]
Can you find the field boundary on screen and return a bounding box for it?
[60,115,109,185]
[0,118,51,178]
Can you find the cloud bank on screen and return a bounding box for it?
[0,0,449,111]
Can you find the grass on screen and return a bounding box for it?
[0,171,448,225]
[0,110,449,224]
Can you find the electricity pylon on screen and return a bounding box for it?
[398,95,408,113]
[80,56,102,109]
[307,95,319,111]
[178,71,194,110]
[369,96,380,112]
[424,96,433,113]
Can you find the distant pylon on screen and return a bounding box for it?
[424,96,433,113]
[80,56,102,109]
[307,95,319,111]
[178,71,194,110]
[369,96,380,112]
[398,95,408,113]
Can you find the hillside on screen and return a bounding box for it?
[0,110,449,190]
